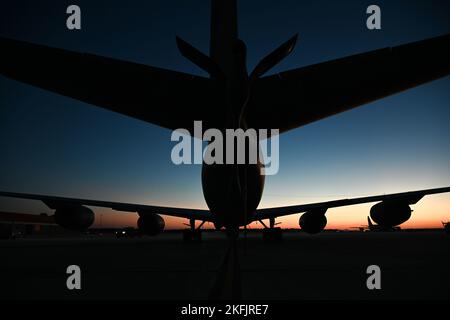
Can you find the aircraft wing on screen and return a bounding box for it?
[0,37,221,134]
[0,191,214,222]
[254,186,450,221]
[247,34,450,133]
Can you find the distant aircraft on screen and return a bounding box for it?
[352,216,401,232]
[1,0,450,240]
[443,222,450,234]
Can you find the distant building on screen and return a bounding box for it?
[0,211,77,239]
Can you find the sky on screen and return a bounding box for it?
[1,0,450,230]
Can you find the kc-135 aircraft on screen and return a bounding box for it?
[1,0,450,240]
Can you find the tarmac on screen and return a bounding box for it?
[1,230,449,300]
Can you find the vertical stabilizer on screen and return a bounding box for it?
[210,0,238,79]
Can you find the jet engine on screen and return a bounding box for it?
[370,201,412,227]
[137,213,165,236]
[299,209,327,234]
[54,205,95,231]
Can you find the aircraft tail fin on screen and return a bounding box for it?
[250,34,299,79]
[210,0,238,79]
[176,36,223,78]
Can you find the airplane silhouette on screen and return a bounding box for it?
[352,216,401,232]
[1,0,450,239]
[443,221,450,234]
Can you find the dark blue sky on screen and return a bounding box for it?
[1,0,450,228]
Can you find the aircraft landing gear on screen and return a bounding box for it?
[261,218,283,242]
[183,218,205,242]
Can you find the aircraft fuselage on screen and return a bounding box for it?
[201,39,265,230]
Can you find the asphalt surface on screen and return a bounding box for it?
[1,230,449,300]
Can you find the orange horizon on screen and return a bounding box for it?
[90,193,450,230]
[92,211,449,230]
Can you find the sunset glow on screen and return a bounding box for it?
[1,0,449,230]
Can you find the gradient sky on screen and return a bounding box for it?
[1,0,450,229]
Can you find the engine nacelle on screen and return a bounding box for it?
[299,209,327,234]
[54,205,95,231]
[370,201,412,227]
[137,214,165,236]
